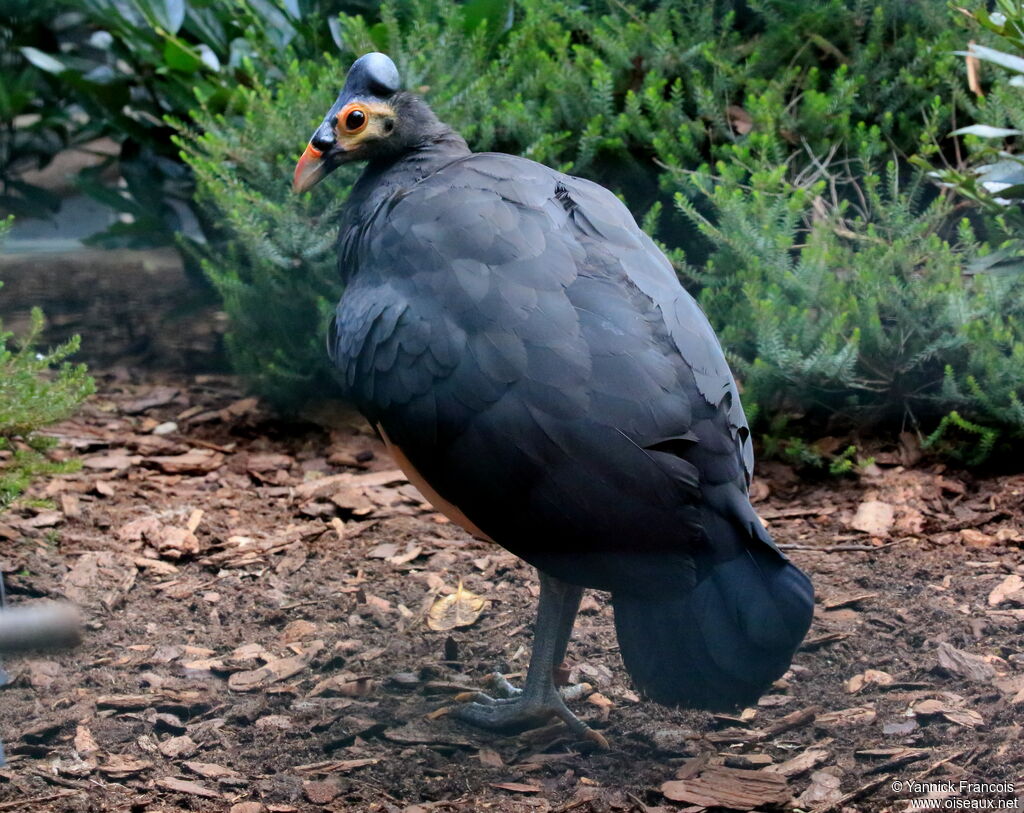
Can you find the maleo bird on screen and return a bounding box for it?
[293,53,814,747]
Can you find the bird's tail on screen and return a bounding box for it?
[611,521,813,710]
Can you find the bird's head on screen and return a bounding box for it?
[294,52,441,193]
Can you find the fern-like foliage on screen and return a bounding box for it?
[179,0,968,407]
[0,221,95,511]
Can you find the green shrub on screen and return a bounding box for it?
[670,123,1024,459]
[181,0,970,406]
[0,220,95,511]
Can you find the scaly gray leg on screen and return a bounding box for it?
[448,571,607,748]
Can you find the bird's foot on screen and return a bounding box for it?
[447,674,607,749]
[453,672,591,705]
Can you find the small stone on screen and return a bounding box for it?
[153,421,179,435]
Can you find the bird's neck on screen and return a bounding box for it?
[339,128,470,281]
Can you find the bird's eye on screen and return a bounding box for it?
[344,109,367,132]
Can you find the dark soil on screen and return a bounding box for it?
[0,371,1022,812]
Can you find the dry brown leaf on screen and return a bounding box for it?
[967,40,983,97]
[849,500,895,536]
[427,581,486,631]
[727,105,753,135]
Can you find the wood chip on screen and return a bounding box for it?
[477,748,504,768]
[912,698,984,727]
[292,758,379,774]
[308,674,374,698]
[303,780,340,805]
[490,782,543,793]
[988,574,1024,606]
[763,748,830,777]
[98,754,153,777]
[158,735,197,758]
[823,593,877,610]
[228,653,314,692]
[937,642,998,682]
[660,765,790,808]
[846,669,894,693]
[147,448,225,474]
[817,706,877,726]
[797,770,844,806]
[183,761,245,782]
[155,777,223,799]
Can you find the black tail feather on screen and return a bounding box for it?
[612,541,813,709]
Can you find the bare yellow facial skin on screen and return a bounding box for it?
[293,100,396,193]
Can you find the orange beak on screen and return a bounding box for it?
[293,142,329,194]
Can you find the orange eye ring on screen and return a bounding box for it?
[340,103,369,134]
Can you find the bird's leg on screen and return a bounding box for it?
[483,572,581,700]
[448,571,607,747]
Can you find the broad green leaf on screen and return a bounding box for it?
[163,38,203,72]
[956,44,1024,75]
[950,124,1023,138]
[19,47,66,75]
[164,0,186,34]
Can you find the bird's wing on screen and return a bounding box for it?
[332,153,771,591]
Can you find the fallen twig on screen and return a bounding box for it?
[780,540,907,552]
[0,790,83,810]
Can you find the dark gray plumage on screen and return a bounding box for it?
[299,53,813,733]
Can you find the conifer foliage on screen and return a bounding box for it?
[0,221,95,511]
[179,0,1023,462]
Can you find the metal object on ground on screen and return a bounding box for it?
[0,603,82,654]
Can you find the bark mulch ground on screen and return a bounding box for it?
[0,371,1022,812]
